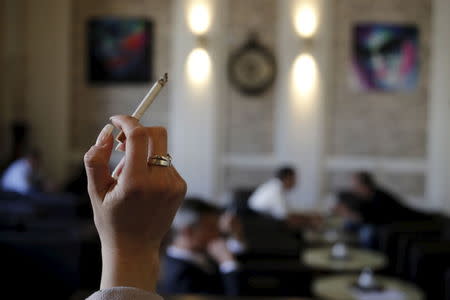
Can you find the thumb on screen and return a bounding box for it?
[84,124,115,200]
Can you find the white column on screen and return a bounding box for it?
[426,0,450,214]
[24,0,71,181]
[274,0,332,211]
[169,0,227,199]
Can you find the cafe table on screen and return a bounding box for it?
[312,274,424,300]
[302,247,387,272]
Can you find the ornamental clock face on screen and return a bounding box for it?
[228,35,276,96]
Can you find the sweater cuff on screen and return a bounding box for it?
[86,287,163,300]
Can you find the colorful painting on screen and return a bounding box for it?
[88,17,153,83]
[351,23,419,91]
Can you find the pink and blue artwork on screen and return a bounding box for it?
[88,17,153,84]
[351,23,419,92]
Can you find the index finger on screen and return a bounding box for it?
[110,115,148,176]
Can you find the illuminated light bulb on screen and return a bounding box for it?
[187,48,211,84]
[188,3,210,35]
[292,53,317,94]
[294,5,318,38]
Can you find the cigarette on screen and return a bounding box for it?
[111,73,168,179]
[115,73,168,148]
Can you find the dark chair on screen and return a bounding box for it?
[0,231,81,298]
[240,258,312,297]
[446,268,450,300]
[376,218,444,274]
[230,188,255,217]
[242,214,301,259]
[396,233,443,279]
[408,241,450,300]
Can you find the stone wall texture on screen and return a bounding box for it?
[71,0,171,149]
[68,0,431,200]
[323,0,431,201]
[328,0,431,157]
[225,0,277,154]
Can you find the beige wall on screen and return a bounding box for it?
[0,0,6,159]
[225,0,276,155]
[222,0,433,204]
[24,0,71,181]
[2,0,446,208]
[70,0,172,152]
[329,0,430,157]
[1,0,29,164]
[223,0,278,191]
[324,0,431,207]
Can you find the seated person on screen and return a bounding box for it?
[1,149,44,194]
[335,171,420,225]
[219,210,247,255]
[248,166,322,228]
[159,198,241,296]
[334,171,421,247]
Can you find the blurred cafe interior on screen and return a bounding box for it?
[1,0,450,299]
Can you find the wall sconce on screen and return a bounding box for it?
[188,3,211,36]
[187,47,211,84]
[186,2,211,84]
[292,52,317,95]
[291,2,318,95]
[294,4,318,39]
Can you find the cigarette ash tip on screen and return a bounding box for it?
[159,73,168,86]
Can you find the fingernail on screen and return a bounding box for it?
[96,124,114,146]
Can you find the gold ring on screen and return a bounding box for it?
[148,154,172,167]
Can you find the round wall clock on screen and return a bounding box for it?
[228,34,277,96]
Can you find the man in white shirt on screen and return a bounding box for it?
[248,167,296,220]
[249,167,323,228]
[1,150,43,194]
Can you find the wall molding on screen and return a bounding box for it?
[326,155,427,174]
[222,154,279,169]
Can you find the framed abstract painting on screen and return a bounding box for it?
[351,23,419,92]
[87,17,153,84]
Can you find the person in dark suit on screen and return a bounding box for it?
[350,171,419,224]
[334,171,422,247]
[158,198,241,296]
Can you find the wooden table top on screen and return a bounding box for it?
[303,229,358,245]
[313,274,424,300]
[302,247,387,272]
[165,295,313,300]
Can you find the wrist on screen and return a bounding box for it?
[219,259,239,273]
[216,253,235,264]
[100,245,160,292]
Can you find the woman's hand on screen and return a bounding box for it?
[84,115,187,292]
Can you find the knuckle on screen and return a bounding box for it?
[128,126,147,140]
[169,176,187,199]
[84,146,101,167]
[147,127,167,146]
